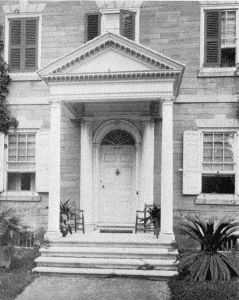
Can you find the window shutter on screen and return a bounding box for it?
[25,18,38,71]
[9,19,22,72]
[0,133,5,192]
[36,129,49,192]
[204,10,221,67]
[120,10,136,41]
[183,131,202,195]
[86,13,101,42]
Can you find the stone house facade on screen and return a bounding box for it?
[0,0,239,248]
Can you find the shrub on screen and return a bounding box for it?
[177,215,239,282]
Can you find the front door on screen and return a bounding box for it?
[99,146,136,224]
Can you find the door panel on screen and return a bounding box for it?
[99,146,136,223]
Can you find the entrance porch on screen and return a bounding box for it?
[36,32,185,276]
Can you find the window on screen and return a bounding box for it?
[86,9,137,42]
[204,10,237,68]
[202,133,235,194]
[8,18,38,72]
[7,133,36,192]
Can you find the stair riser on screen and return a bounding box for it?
[49,242,174,249]
[40,253,177,260]
[37,262,177,270]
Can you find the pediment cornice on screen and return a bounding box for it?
[38,32,185,84]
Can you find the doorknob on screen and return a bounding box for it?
[136,191,139,195]
[102,185,105,188]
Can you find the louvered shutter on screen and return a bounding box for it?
[36,129,49,192]
[9,19,22,72]
[86,13,101,42]
[9,18,38,72]
[120,10,136,41]
[0,133,5,192]
[25,18,38,71]
[183,131,202,195]
[204,10,221,67]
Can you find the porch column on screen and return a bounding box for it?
[80,119,94,231]
[159,100,175,243]
[45,101,62,239]
[141,119,154,207]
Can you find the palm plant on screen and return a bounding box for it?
[60,199,74,237]
[0,204,22,246]
[140,204,161,237]
[178,215,239,282]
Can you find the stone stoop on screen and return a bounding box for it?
[33,232,178,278]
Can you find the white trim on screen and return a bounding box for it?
[92,119,142,227]
[195,118,239,128]
[93,119,141,144]
[100,8,140,43]
[4,12,43,77]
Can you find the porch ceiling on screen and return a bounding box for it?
[38,33,185,101]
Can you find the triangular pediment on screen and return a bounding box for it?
[38,32,185,81]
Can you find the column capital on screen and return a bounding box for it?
[49,100,62,106]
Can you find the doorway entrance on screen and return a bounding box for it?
[99,129,136,224]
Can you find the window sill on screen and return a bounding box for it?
[9,72,42,81]
[196,194,239,205]
[197,67,238,78]
[0,192,41,202]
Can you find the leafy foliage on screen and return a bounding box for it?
[60,199,74,237]
[177,215,239,282]
[0,203,22,246]
[140,203,161,237]
[0,38,18,134]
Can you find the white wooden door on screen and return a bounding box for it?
[99,146,136,224]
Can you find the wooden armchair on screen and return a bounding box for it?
[135,204,155,234]
[68,210,85,234]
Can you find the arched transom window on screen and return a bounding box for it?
[101,129,135,145]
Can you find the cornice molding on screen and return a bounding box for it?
[95,1,143,9]
[2,2,46,14]
[42,70,180,84]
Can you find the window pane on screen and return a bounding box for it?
[203,148,213,162]
[7,173,19,190]
[18,134,26,143]
[21,173,31,190]
[202,175,235,194]
[202,164,212,171]
[212,164,223,171]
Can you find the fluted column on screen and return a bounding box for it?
[45,101,62,239]
[159,100,175,243]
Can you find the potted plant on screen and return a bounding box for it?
[177,215,239,282]
[140,203,161,238]
[0,204,22,269]
[60,199,74,237]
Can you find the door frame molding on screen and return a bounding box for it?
[92,120,142,227]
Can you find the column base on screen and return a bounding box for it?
[158,231,177,246]
[44,230,62,241]
[85,223,96,233]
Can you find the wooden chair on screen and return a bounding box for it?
[135,204,155,234]
[68,210,85,234]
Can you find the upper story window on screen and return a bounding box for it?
[205,10,237,68]
[199,4,239,76]
[2,3,45,79]
[86,9,138,42]
[9,17,38,72]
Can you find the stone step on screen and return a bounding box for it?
[35,256,178,270]
[32,266,178,278]
[40,246,178,260]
